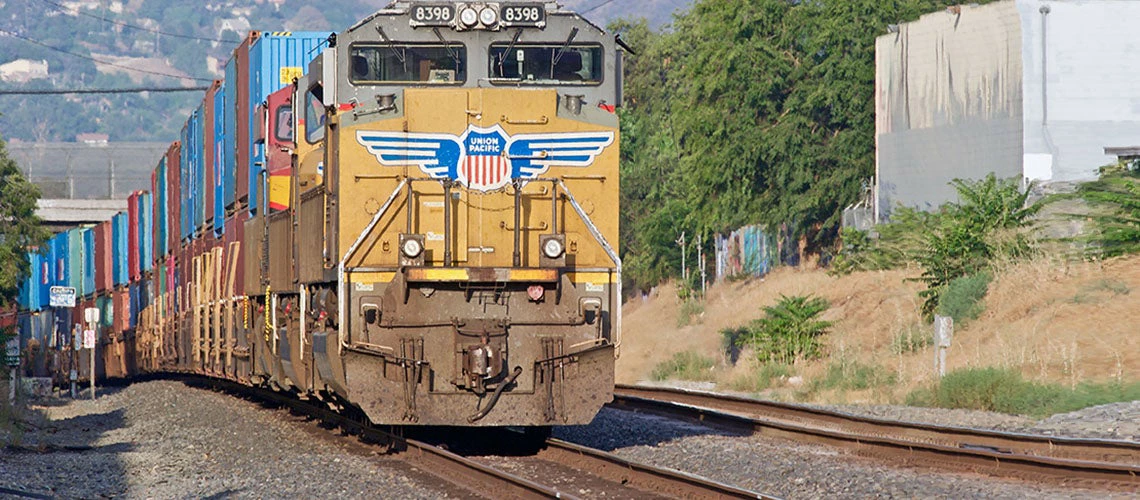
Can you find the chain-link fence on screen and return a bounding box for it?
[8,143,167,200]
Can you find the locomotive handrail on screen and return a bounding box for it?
[338,178,409,353]
[553,179,623,358]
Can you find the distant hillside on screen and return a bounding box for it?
[0,0,690,144]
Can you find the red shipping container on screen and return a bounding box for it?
[167,143,182,253]
[94,221,113,292]
[115,289,130,333]
[127,191,141,281]
[204,81,220,227]
[234,33,255,209]
[225,211,247,297]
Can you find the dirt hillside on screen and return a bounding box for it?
[619,255,1140,403]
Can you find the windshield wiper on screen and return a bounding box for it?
[375,26,406,65]
[432,28,462,70]
[552,27,579,66]
[498,28,524,78]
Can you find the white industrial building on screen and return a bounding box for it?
[874,0,1140,219]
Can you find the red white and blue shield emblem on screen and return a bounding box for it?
[356,124,615,193]
[459,127,512,191]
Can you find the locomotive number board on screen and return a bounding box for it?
[410,4,456,26]
[500,4,546,27]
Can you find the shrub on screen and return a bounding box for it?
[651,351,716,382]
[914,175,1038,317]
[676,299,704,327]
[726,295,833,365]
[907,367,1140,417]
[726,363,794,392]
[935,273,992,324]
[811,359,896,392]
[890,325,932,355]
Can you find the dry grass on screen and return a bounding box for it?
[620,254,1140,405]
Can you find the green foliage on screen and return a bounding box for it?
[616,0,1001,289]
[906,367,1140,418]
[935,273,992,324]
[651,351,717,381]
[676,298,704,327]
[725,295,833,365]
[914,174,1038,317]
[1074,164,1140,257]
[0,134,50,304]
[726,363,794,392]
[890,325,932,355]
[810,359,896,392]
[1070,279,1131,304]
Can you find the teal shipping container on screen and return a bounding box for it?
[112,213,129,286]
[139,191,154,273]
[82,227,95,297]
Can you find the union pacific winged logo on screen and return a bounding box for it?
[356,124,614,192]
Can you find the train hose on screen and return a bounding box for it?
[466,366,524,423]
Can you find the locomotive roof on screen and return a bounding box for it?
[349,1,607,37]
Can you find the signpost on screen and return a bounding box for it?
[49,286,77,308]
[84,308,99,400]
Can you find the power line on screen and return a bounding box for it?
[31,0,241,44]
[0,87,209,95]
[581,0,618,15]
[0,30,216,82]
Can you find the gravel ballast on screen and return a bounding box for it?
[555,408,1134,499]
[0,380,457,498]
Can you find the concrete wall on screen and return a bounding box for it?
[1018,0,1140,182]
[875,2,1024,219]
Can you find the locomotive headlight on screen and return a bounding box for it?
[479,7,498,26]
[459,7,479,27]
[402,238,423,259]
[542,238,564,259]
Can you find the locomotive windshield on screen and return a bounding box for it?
[350,43,467,84]
[489,44,603,85]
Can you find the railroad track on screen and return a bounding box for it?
[613,384,1140,491]
[181,376,768,499]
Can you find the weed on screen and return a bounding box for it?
[726,363,794,392]
[725,295,833,365]
[1071,279,1130,304]
[811,359,897,392]
[676,299,704,327]
[890,324,932,355]
[936,273,992,324]
[651,351,716,382]
[906,367,1140,417]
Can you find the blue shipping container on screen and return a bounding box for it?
[113,213,129,286]
[37,244,52,309]
[214,79,228,236]
[180,112,200,241]
[51,232,69,289]
[139,192,154,272]
[248,31,331,215]
[82,227,95,297]
[19,251,45,311]
[195,102,207,232]
[224,57,238,210]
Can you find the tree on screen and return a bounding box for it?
[0,132,50,306]
[614,0,998,289]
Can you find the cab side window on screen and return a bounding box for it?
[305,85,325,144]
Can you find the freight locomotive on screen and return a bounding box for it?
[11,1,623,429]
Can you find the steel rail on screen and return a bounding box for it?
[538,438,771,499]
[613,385,1140,490]
[615,385,1140,463]
[183,375,564,499]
